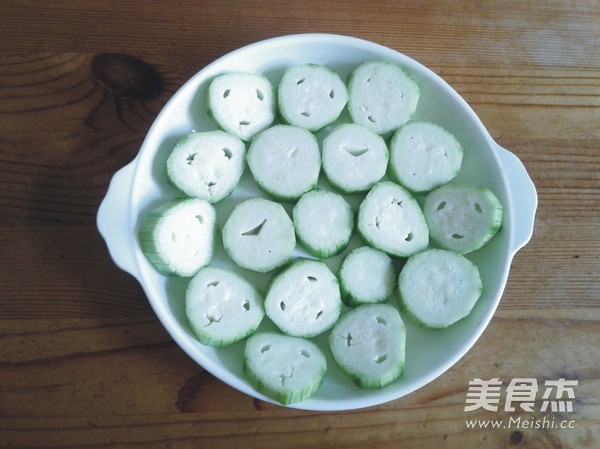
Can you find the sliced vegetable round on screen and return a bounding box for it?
[138,198,216,277]
[339,246,395,307]
[247,124,321,201]
[278,63,348,131]
[244,332,327,405]
[423,184,503,254]
[186,267,264,346]
[293,189,354,258]
[329,303,406,389]
[322,123,389,193]
[397,249,483,328]
[357,181,429,257]
[222,197,296,273]
[347,61,420,135]
[208,72,276,141]
[166,131,246,203]
[389,121,463,193]
[265,259,342,338]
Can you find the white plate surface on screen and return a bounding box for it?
[97,33,537,410]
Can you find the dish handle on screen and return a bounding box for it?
[96,160,139,277]
[495,144,538,253]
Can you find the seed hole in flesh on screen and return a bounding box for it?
[296,78,305,85]
[204,314,221,327]
[345,333,353,346]
[239,120,250,127]
[207,281,219,287]
[300,111,310,117]
[436,201,447,211]
[279,301,286,311]
[376,316,386,325]
[404,232,413,242]
[241,219,267,237]
[256,89,264,101]
[474,202,482,213]
[261,345,271,353]
[329,89,335,99]
[315,311,323,320]
[300,349,310,358]
[367,115,376,123]
[195,214,204,224]
[186,153,197,165]
[242,300,250,311]
[307,276,317,282]
[222,89,231,98]
[344,146,369,157]
[222,148,233,159]
[452,233,464,239]
[375,354,387,364]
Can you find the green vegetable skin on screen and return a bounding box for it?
[244,332,327,405]
[329,304,406,388]
[138,198,216,277]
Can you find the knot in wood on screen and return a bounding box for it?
[91,53,161,99]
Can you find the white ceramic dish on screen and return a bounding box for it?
[97,33,537,411]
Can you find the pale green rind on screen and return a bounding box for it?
[265,259,342,338]
[292,189,354,259]
[423,184,503,254]
[221,197,296,273]
[397,249,483,329]
[166,130,246,204]
[338,246,395,307]
[138,198,216,277]
[246,124,321,202]
[185,267,265,347]
[207,72,276,141]
[356,181,429,257]
[277,63,348,131]
[388,121,463,193]
[347,61,420,135]
[243,332,327,405]
[328,304,406,389]
[321,123,389,194]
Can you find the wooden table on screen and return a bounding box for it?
[1,1,598,448]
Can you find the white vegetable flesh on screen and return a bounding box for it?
[423,184,503,254]
[186,267,264,346]
[389,121,463,192]
[348,61,419,135]
[278,63,348,131]
[398,249,482,328]
[265,259,341,338]
[208,72,276,141]
[244,332,327,405]
[329,304,406,388]
[138,198,216,277]
[247,124,321,201]
[293,189,354,258]
[339,246,395,306]
[357,181,429,257]
[322,123,389,193]
[166,131,245,203]
[222,198,296,273]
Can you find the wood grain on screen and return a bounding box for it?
[0,1,599,448]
